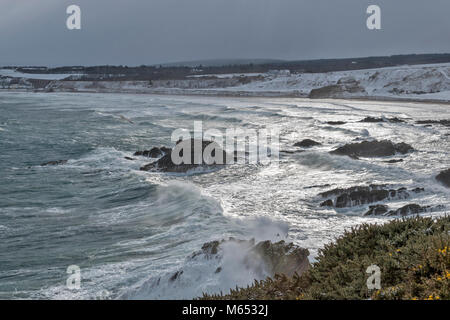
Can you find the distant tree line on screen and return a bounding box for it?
[12,53,450,81]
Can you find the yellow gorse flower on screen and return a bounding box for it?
[438,246,448,255]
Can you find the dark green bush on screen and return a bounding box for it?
[201,216,449,300]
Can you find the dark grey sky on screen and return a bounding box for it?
[1,0,449,66]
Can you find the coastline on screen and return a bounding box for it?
[1,88,450,105]
[2,61,450,105]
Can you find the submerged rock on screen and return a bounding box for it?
[304,184,331,190]
[360,117,384,123]
[387,204,430,216]
[384,159,404,164]
[364,204,389,216]
[360,117,405,123]
[411,187,425,193]
[134,146,171,158]
[169,270,183,282]
[330,140,414,158]
[387,117,406,123]
[326,121,347,125]
[140,139,230,173]
[293,139,321,148]
[436,169,450,188]
[40,160,68,166]
[364,203,435,217]
[416,119,450,127]
[319,185,422,208]
[320,199,334,207]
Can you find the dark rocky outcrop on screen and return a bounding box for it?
[40,160,68,166]
[436,169,450,188]
[387,117,406,123]
[320,184,387,199]
[360,117,405,123]
[251,240,309,277]
[193,240,223,258]
[304,184,331,190]
[330,140,414,158]
[319,185,422,208]
[387,204,430,216]
[169,270,183,282]
[134,146,171,158]
[360,117,385,123]
[384,159,404,164]
[320,199,334,207]
[140,139,230,173]
[416,119,450,127]
[124,157,135,161]
[364,203,433,217]
[190,238,310,278]
[327,121,347,125]
[294,139,321,148]
[364,204,389,216]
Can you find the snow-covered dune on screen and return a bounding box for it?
[229,63,450,100]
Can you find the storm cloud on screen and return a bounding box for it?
[0,0,449,66]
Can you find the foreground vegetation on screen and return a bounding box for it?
[202,216,449,300]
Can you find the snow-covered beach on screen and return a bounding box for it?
[1,63,450,103]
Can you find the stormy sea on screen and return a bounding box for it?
[0,92,449,299]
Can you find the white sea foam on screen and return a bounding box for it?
[1,92,449,300]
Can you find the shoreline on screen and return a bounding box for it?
[1,88,450,105]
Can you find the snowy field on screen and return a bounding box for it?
[0,69,83,80]
[227,63,450,100]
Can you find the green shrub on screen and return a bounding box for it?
[201,216,449,300]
